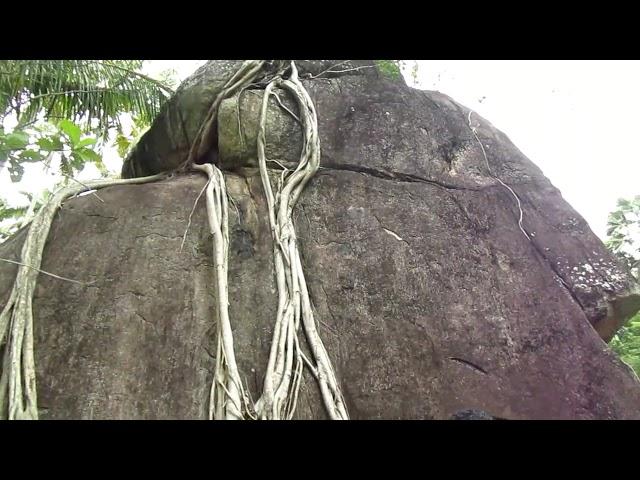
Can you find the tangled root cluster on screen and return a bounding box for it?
[191,61,348,420]
[0,60,348,420]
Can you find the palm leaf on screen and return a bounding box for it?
[0,60,174,133]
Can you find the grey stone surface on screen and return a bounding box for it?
[1,60,639,419]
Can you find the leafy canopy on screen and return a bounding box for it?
[0,60,177,243]
[0,60,174,133]
[606,195,640,376]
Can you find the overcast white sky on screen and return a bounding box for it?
[411,60,640,240]
[1,60,638,240]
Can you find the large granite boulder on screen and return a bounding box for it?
[1,60,639,419]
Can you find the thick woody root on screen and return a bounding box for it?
[190,60,348,420]
[0,60,347,421]
[192,163,248,420]
[184,61,267,169]
[0,173,167,420]
[186,61,271,420]
[252,63,348,420]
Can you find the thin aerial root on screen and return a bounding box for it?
[0,257,91,286]
[181,177,211,251]
[193,163,245,420]
[467,111,530,241]
[189,60,348,420]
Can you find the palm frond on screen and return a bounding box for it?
[0,60,174,132]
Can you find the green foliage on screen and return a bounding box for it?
[0,60,174,135]
[56,119,106,176]
[0,61,177,243]
[375,60,402,79]
[374,60,420,85]
[1,125,40,182]
[0,198,27,222]
[606,195,640,277]
[156,68,179,91]
[0,60,177,185]
[610,313,640,375]
[0,198,27,241]
[113,115,149,159]
[0,120,105,182]
[606,195,640,376]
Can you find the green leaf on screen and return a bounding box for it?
[37,136,63,151]
[0,203,27,221]
[375,60,402,79]
[76,148,102,163]
[75,137,97,148]
[59,156,72,177]
[69,152,86,170]
[114,133,132,158]
[93,158,109,176]
[58,119,82,146]
[18,149,45,162]
[0,60,173,136]
[3,131,30,150]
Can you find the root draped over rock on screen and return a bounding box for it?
[252,63,348,420]
[0,173,167,420]
[189,60,348,420]
[0,60,348,420]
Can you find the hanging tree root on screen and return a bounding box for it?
[0,173,167,420]
[0,60,348,420]
[182,60,268,420]
[187,60,348,420]
[191,163,248,420]
[252,63,348,420]
[0,61,270,421]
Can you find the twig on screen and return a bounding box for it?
[271,92,301,124]
[228,193,242,226]
[180,178,210,251]
[306,61,349,79]
[308,62,375,79]
[267,158,291,171]
[62,175,105,203]
[0,257,90,286]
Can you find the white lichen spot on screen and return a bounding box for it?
[383,228,404,242]
[565,259,628,291]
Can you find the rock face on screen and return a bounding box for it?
[2,60,640,419]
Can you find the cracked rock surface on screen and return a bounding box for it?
[1,60,640,419]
